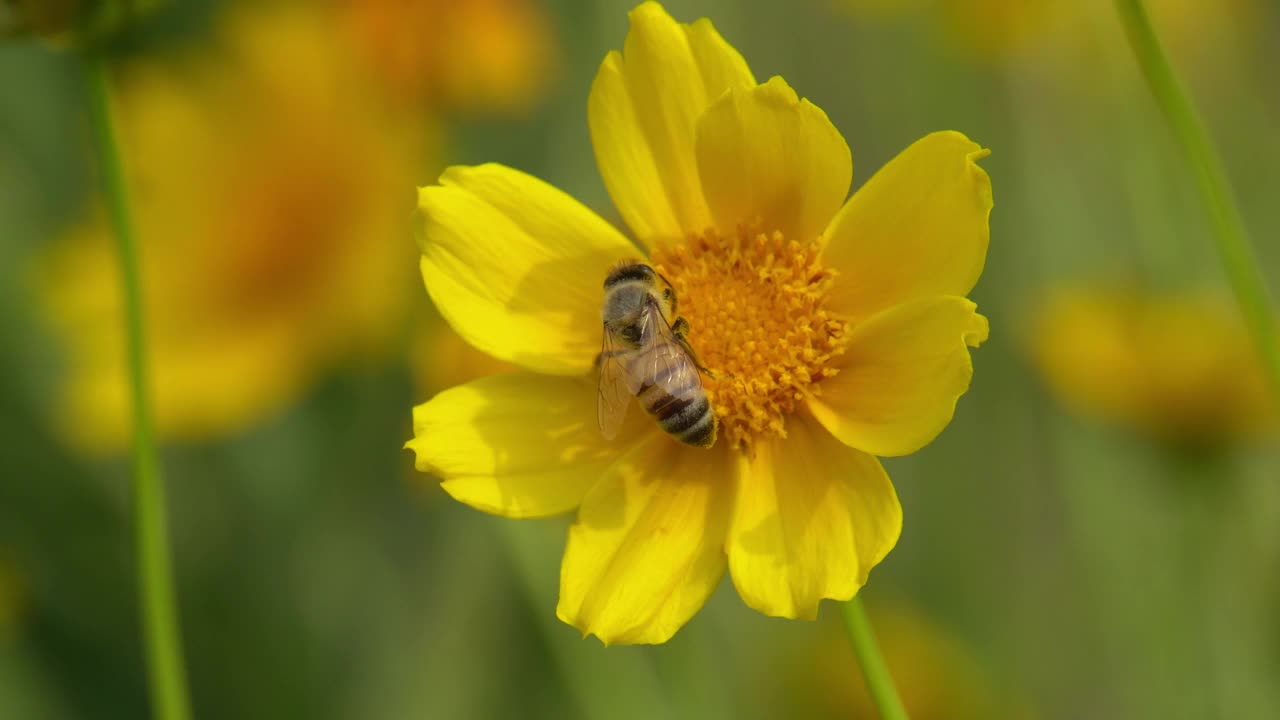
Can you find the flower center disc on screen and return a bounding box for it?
[652,227,847,451]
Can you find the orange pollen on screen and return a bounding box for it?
[652,225,847,451]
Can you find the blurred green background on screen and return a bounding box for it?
[1,0,1278,718]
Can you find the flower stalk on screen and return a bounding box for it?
[83,53,192,720]
[1113,0,1280,408]
[841,596,909,720]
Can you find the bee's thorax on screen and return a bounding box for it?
[601,284,650,326]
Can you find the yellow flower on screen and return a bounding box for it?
[337,0,556,113]
[37,4,424,450]
[407,1,992,644]
[1031,286,1276,444]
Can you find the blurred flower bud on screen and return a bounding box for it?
[1029,286,1277,447]
[1,0,164,47]
[0,552,25,634]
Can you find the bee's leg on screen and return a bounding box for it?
[671,316,690,339]
[673,316,717,379]
[656,269,679,314]
[595,348,625,371]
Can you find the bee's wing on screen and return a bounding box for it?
[597,324,641,441]
[644,299,700,395]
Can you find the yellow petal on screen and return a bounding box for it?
[696,76,851,243]
[808,296,989,457]
[727,415,902,620]
[406,372,650,518]
[417,164,637,375]
[588,1,755,247]
[557,435,733,645]
[823,131,992,321]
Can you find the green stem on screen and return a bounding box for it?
[841,596,909,720]
[83,54,191,720]
[1114,0,1280,408]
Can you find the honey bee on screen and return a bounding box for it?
[597,261,717,448]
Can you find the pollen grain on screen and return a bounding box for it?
[652,226,846,451]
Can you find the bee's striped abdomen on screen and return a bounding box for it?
[657,395,715,447]
[634,367,717,448]
[675,407,716,447]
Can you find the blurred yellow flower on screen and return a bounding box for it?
[795,603,1024,719]
[840,0,1258,63]
[412,311,516,395]
[931,0,1067,58]
[1031,287,1276,444]
[407,1,992,644]
[338,0,555,113]
[38,4,424,450]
